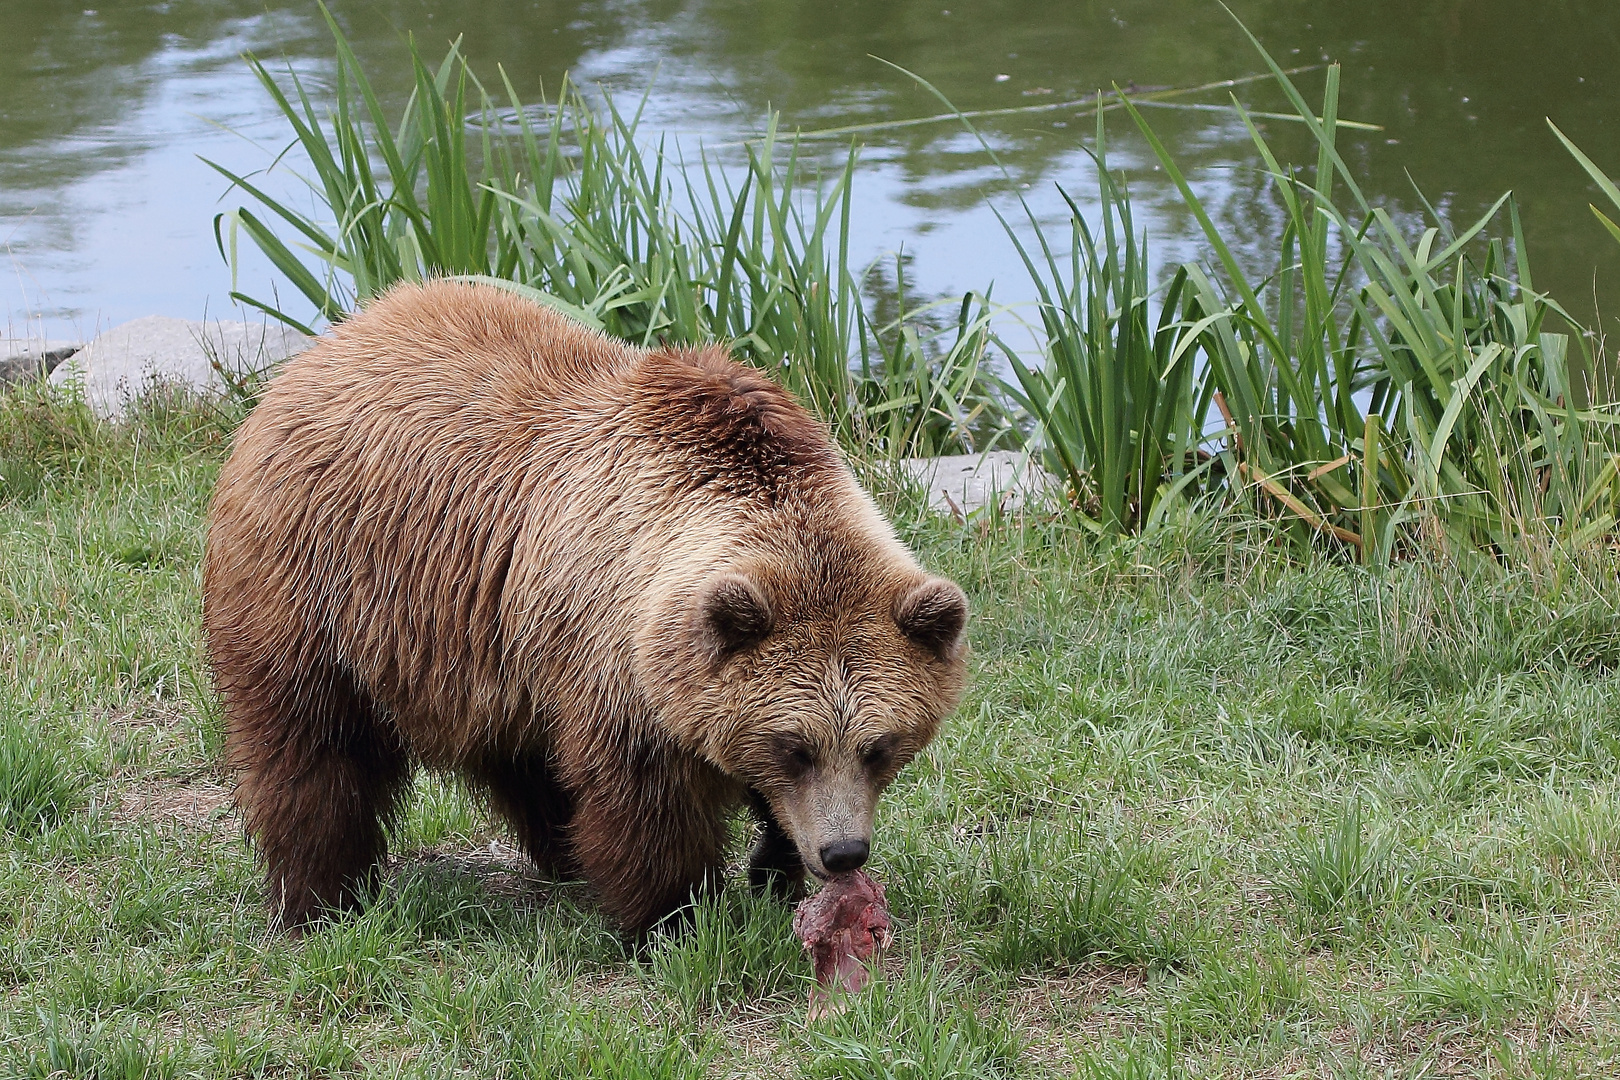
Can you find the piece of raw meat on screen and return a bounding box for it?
[792,869,893,1020]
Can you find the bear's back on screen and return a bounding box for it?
[231,281,837,500]
[260,281,633,435]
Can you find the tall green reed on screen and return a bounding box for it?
[945,13,1618,556]
[208,6,515,331]
[485,103,873,443]
[212,5,1618,559]
[1551,119,1620,259]
[997,113,1217,535]
[210,4,1007,458]
[1121,26,1619,560]
[861,260,1009,457]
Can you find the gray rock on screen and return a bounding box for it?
[0,340,81,387]
[898,450,1059,515]
[49,316,311,418]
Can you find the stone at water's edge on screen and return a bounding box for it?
[0,340,81,387]
[897,449,1059,515]
[48,316,311,418]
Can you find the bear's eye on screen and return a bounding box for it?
[861,736,899,771]
[777,739,816,776]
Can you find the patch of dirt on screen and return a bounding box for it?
[392,839,555,906]
[117,777,234,830]
[1326,1017,1591,1078]
[103,702,198,734]
[1009,966,1152,1071]
[711,1002,794,1079]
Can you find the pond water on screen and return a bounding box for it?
[4,0,1617,348]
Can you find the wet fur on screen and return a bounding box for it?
[203,279,966,935]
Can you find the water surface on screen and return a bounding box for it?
[3,0,1616,344]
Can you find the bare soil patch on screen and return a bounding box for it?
[117,777,233,830]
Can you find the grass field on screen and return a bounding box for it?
[2,387,1619,1078]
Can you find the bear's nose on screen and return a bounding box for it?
[819,838,870,874]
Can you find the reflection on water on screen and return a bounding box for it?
[2,0,1617,341]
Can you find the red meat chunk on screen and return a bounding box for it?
[792,869,893,1019]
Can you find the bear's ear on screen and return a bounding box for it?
[894,578,968,657]
[697,574,774,660]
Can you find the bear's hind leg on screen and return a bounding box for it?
[474,753,577,878]
[229,671,411,932]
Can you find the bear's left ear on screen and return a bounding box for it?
[894,578,968,657]
[696,573,774,661]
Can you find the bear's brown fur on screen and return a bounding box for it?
[203,280,968,935]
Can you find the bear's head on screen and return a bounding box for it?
[637,511,969,881]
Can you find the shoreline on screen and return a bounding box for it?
[1,316,1056,515]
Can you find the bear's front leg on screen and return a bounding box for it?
[566,763,733,937]
[746,788,806,901]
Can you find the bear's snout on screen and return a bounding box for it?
[819,837,870,874]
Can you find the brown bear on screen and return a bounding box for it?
[203,279,968,936]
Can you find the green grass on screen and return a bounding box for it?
[0,713,88,835]
[4,390,1620,1076]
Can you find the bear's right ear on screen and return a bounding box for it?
[696,574,774,660]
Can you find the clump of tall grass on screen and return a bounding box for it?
[0,713,87,834]
[800,963,1023,1080]
[0,382,102,504]
[210,3,1006,458]
[1130,45,1619,561]
[999,26,1620,558]
[640,891,801,1019]
[1280,800,1402,939]
[997,113,1216,535]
